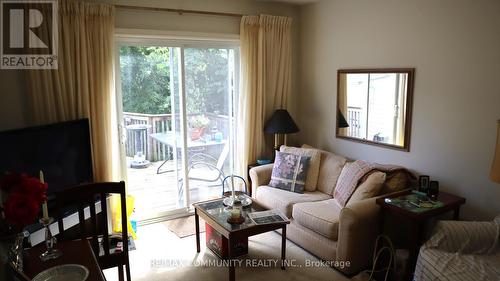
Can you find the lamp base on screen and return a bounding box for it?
[273,133,289,152]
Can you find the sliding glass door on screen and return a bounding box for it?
[184,47,239,206]
[116,37,239,222]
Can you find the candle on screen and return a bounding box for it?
[231,175,235,200]
[40,170,49,220]
[42,202,49,220]
[39,170,44,184]
[230,208,240,219]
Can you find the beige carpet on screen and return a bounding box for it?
[104,222,350,281]
[164,215,206,238]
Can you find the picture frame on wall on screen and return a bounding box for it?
[419,175,430,192]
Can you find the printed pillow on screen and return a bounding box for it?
[280,146,321,192]
[269,151,311,194]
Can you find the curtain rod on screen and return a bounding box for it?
[114,5,244,18]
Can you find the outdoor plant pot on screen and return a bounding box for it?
[190,127,205,141]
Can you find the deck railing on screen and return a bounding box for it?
[123,112,229,162]
[347,106,362,138]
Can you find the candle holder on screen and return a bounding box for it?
[39,217,62,261]
[222,175,252,207]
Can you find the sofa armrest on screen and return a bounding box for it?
[425,220,500,254]
[249,164,273,198]
[337,197,381,275]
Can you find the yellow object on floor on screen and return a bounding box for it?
[111,195,137,240]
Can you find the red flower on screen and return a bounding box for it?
[3,193,40,226]
[11,177,48,204]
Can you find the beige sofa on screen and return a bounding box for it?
[249,146,409,275]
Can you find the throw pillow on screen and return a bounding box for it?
[280,145,321,192]
[347,171,386,204]
[333,160,373,207]
[269,151,311,194]
[302,144,347,195]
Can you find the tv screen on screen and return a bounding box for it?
[0,119,94,198]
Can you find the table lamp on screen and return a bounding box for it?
[264,109,299,151]
[491,120,500,183]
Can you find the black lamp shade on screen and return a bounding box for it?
[338,110,349,128]
[264,109,300,134]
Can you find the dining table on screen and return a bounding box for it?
[149,131,227,174]
[23,239,106,281]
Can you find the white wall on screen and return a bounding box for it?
[0,0,300,130]
[297,0,500,220]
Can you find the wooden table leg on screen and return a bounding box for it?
[195,209,200,253]
[228,235,235,281]
[281,225,286,270]
[406,221,424,281]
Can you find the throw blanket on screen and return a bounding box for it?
[334,160,412,207]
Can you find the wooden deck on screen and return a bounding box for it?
[126,160,224,221]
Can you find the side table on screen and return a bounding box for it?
[376,190,465,281]
[247,162,273,197]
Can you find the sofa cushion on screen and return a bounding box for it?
[269,151,311,194]
[255,185,331,218]
[302,144,347,195]
[292,199,341,240]
[280,146,321,192]
[347,171,386,204]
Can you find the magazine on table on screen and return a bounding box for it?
[248,210,289,225]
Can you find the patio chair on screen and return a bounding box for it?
[179,143,229,195]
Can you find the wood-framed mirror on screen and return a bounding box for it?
[336,68,415,151]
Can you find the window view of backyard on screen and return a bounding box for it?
[119,45,238,221]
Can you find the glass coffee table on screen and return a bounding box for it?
[193,198,289,281]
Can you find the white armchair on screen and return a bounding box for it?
[414,216,500,281]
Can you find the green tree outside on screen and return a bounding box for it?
[120,46,231,115]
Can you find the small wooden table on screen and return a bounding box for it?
[376,190,466,281]
[23,239,105,281]
[194,198,289,281]
[247,162,273,197]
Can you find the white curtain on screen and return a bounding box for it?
[27,0,119,182]
[338,74,348,136]
[237,15,293,178]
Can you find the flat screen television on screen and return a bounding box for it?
[0,118,94,200]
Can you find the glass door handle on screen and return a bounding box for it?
[118,124,127,145]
